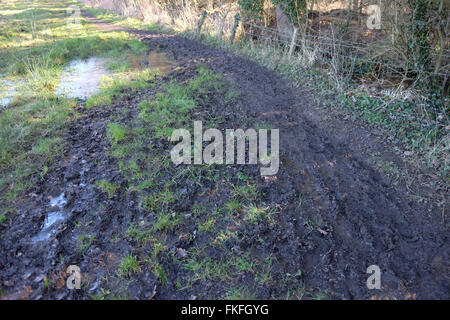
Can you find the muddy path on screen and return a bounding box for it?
[0,12,448,300]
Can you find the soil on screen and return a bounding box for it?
[0,12,448,300]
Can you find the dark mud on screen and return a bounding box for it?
[0,13,448,300]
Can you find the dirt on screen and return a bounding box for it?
[0,12,448,300]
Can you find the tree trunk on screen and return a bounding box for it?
[276,4,294,40]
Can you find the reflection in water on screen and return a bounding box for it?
[2,52,175,106]
[0,76,19,107]
[55,57,110,99]
[147,51,174,74]
[32,192,68,243]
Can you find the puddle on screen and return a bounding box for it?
[42,211,66,230]
[55,57,110,100]
[2,53,173,106]
[147,51,174,73]
[0,75,19,108]
[128,51,174,73]
[49,192,67,208]
[32,192,68,243]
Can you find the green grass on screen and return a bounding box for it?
[231,184,259,202]
[96,179,119,199]
[224,287,258,300]
[126,224,153,245]
[198,218,216,233]
[137,85,196,139]
[86,69,157,108]
[244,205,270,225]
[117,254,140,278]
[223,199,242,214]
[127,214,179,241]
[107,122,128,145]
[0,207,16,227]
[153,263,168,284]
[90,288,128,300]
[106,64,228,218]
[0,213,7,226]
[151,212,180,233]
[141,189,176,212]
[0,0,154,205]
[77,234,95,252]
[138,64,222,139]
[184,250,257,285]
[94,60,293,297]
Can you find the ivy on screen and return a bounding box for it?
[237,0,265,20]
[271,0,307,25]
[407,0,445,111]
[238,0,307,25]
[407,0,432,74]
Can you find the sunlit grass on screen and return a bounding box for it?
[86,69,157,108]
[0,0,151,205]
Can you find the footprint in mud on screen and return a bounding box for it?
[31,193,69,243]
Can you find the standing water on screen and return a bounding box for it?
[147,51,174,74]
[32,193,68,243]
[2,53,173,106]
[0,75,19,108]
[55,57,110,99]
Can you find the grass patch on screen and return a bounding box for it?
[77,234,95,252]
[97,62,286,296]
[198,218,216,233]
[117,254,140,278]
[138,64,222,139]
[224,287,257,300]
[86,69,157,108]
[141,189,175,212]
[151,212,180,233]
[0,213,7,226]
[107,122,128,145]
[126,224,153,245]
[96,179,119,199]
[232,184,259,202]
[90,288,128,300]
[0,0,154,203]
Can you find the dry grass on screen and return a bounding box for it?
[82,0,242,38]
